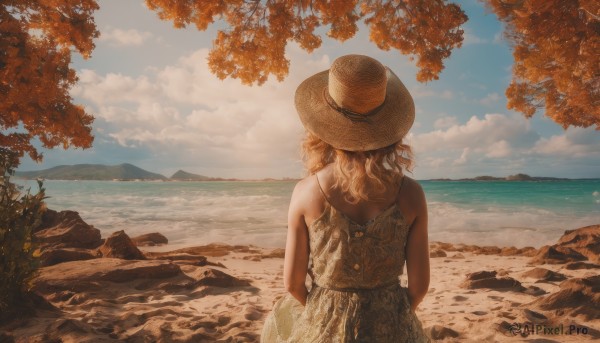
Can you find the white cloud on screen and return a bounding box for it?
[453,148,470,165]
[99,27,153,46]
[72,70,160,105]
[479,92,501,106]
[408,113,600,178]
[462,27,488,45]
[486,140,511,158]
[72,48,330,176]
[413,113,538,153]
[434,116,458,130]
[532,127,600,158]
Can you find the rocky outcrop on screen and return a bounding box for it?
[499,246,537,257]
[197,268,251,288]
[35,210,103,250]
[40,248,99,267]
[556,225,600,263]
[33,258,183,291]
[529,225,600,265]
[428,241,537,257]
[531,275,600,320]
[98,230,145,260]
[529,245,587,264]
[131,232,168,247]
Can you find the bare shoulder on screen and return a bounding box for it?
[398,176,427,222]
[289,174,320,210]
[402,176,425,200]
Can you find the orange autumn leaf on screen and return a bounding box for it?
[1,0,99,165]
[484,0,599,129]
[145,0,468,85]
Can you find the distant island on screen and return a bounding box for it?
[14,164,299,181]
[428,173,571,181]
[14,163,167,181]
[13,166,579,182]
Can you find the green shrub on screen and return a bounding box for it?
[0,149,45,322]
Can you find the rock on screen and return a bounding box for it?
[529,245,588,265]
[34,210,102,249]
[521,267,567,282]
[39,248,99,267]
[98,230,145,260]
[496,269,510,276]
[473,246,502,255]
[262,248,285,258]
[556,225,600,263]
[425,325,460,340]
[196,268,251,288]
[429,249,447,258]
[34,258,183,292]
[450,253,465,259]
[523,285,547,296]
[496,320,517,336]
[153,253,208,266]
[465,270,497,281]
[532,275,600,320]
[131,232,168,247]
[462,277,524,291]
[461,270,526,291]
[498,246,536,256]
[453,244,480,253]
[429,241,456,251]
[499,246,520,256]
[518,246,538,257]
[523,309,547,323]
[564,261,600,270]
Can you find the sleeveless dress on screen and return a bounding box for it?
[261,175,431,343]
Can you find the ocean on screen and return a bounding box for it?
[14,179,600,251]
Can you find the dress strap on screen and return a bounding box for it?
[315,172,332,206]
[396,175,405,198]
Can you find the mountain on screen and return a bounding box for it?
[429,173,570,181]
[15,163,167,180]
[170,170,213,181]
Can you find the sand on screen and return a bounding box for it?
[1,224,599,342]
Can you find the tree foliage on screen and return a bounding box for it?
[145,0,468,84]
[0,0,99,166]
[485,0,599,129]
[0,149,45,322]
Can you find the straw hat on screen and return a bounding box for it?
[295,54,415,151]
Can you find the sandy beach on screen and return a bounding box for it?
[0,210,598,342]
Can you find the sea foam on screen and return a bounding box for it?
[14,179,600,250]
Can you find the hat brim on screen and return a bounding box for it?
[294,68,415,151]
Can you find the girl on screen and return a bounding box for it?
[262,54,431,342]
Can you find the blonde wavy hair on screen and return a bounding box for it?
[301,131,414,204]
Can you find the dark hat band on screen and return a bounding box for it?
[322,88,386,124]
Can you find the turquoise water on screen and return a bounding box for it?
[15,179,600,250]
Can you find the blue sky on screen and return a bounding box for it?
[18,0,600,179]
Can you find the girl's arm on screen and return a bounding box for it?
[405,182,430,311]
[283,181,311,306]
